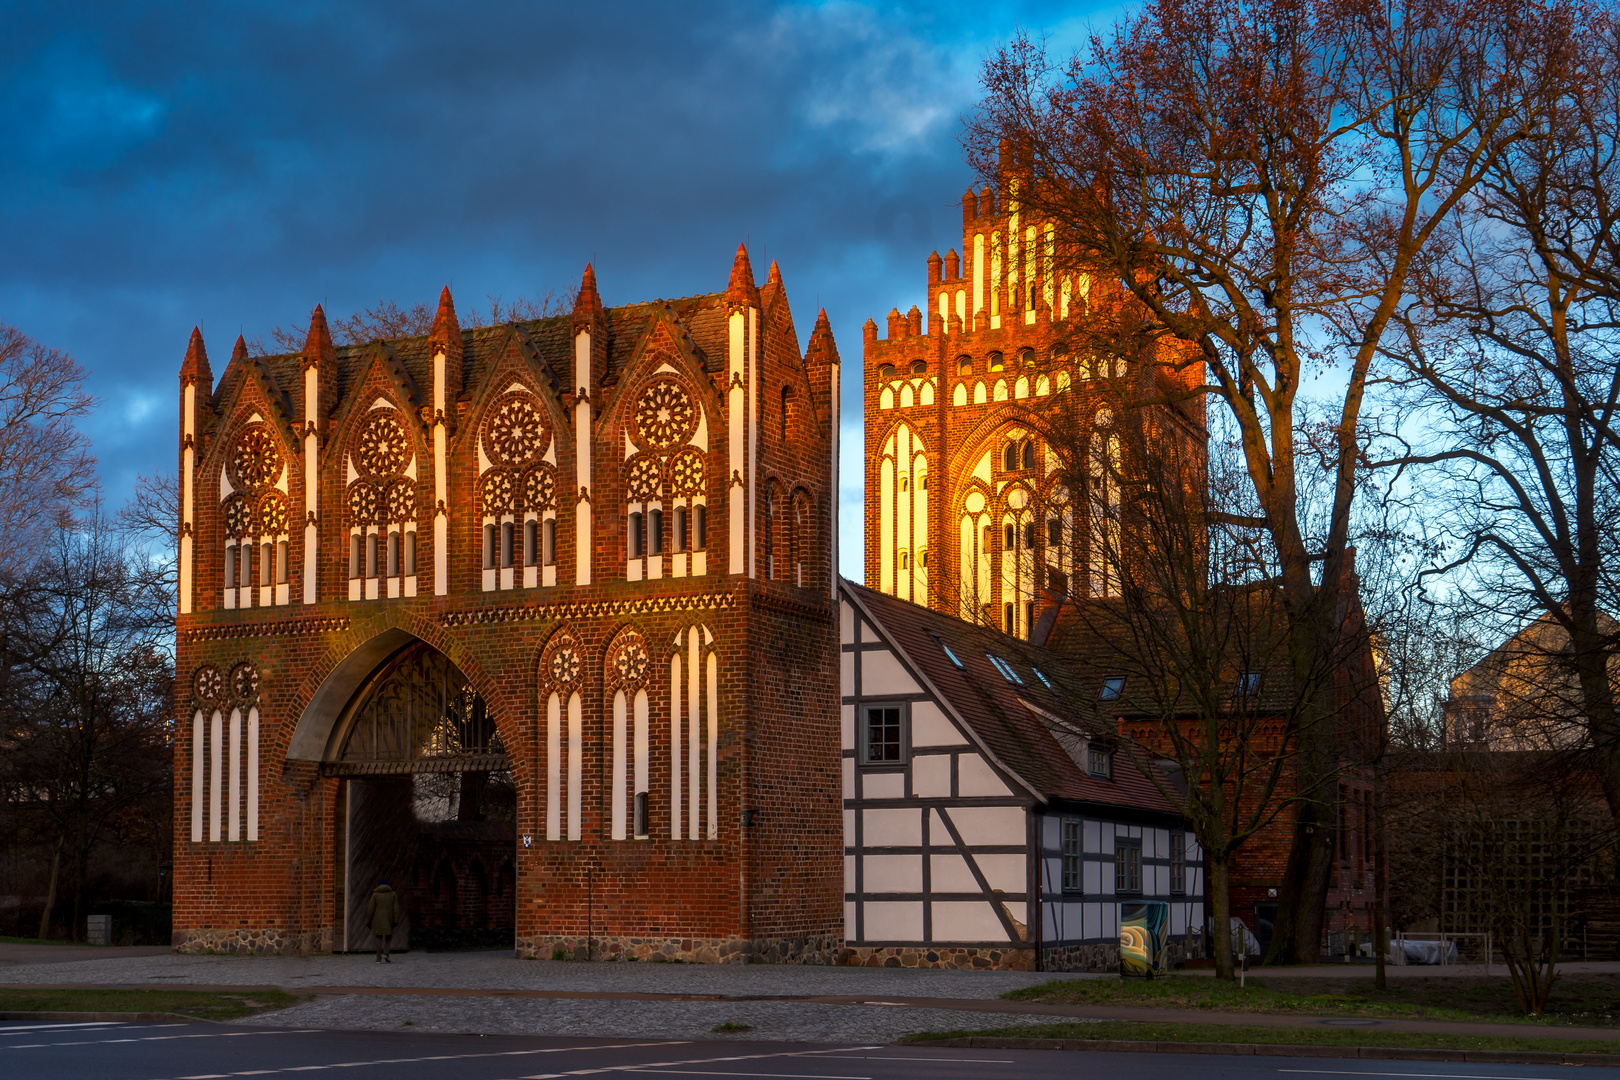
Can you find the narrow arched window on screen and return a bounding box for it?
[629,512,644,559]
[543,519,557,566]
[695,505,707,549]
[387,532,399,577]
[1005,523,1016,550]
[674,507,688,551]
[365,533,378,579]
[225,542,236,589]
[1003,442,1018,471]
[405,531,417,575]
[276,540,289,584]
[349,535,362,580]
[1023,440,1036,470]
[484,524,496,569]
[501,521,514,568]
[524,520,538,566]
[650,509,664,555]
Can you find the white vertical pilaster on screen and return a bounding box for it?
[670,652,682,841]
[209,709,223,843]
[227,708,242,842]
[829,359,840,599]
[706,650,718,841]
[546,692,561,842]
[727,312,746,575]
[574,331,593,586]
[180,384,195,615]
[747,307,758,579]
[611,689,627,840]
[191,711,204,843]
[247,706,259,842]
[566,691,583,841]
[433,349,449,596]
[301,365,320,604]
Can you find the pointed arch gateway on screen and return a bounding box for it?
[319,637,516,954]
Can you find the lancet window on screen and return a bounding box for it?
[346,407,420,602]
[540,632,584,842]
[669,624,719,842]
[624,374,708,583]
[1089,412,1121,598]
[878,423,927,604]
[189,662,261,844]
[606,631,652,841]
[220,421,291,610]
[478,393,557,593]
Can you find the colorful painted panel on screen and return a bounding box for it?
[1119,900,1169,978]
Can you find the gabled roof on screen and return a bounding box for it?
[841,580,1178,818]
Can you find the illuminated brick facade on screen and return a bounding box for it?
[172,248,844,960]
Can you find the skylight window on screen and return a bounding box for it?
[1032,666,1055,692]
[1237,670,1262,696]
[1099,676,1126,701]
[929,631,965,670]
[987,654,1024,685]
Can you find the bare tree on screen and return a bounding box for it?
[967,0,1560,962]
[1384,10,1620,821]
[0,323,96,571]
[252,290,568,354]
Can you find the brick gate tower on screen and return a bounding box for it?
[173,248,843,961]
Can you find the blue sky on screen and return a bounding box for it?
[0,0,1119,580]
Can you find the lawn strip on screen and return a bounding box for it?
[0,987,300,1020]
[908,1018,1620,1054]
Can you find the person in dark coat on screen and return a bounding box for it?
[366,878,403,963]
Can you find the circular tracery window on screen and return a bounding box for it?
[671,448,706,496]
[548,642,581,687]
[611,639,650,686]
[523,465,556,511]
[634,380,696,449]
[257,492,289,535]
[357,412,410,477]
[481,469,515,514]
[383,480,416,524]
[230,662,260,704]
[626,456,661,501]
[348,482,379,525]
[194,665,223,705]
[230,426,282,491]
[487,397,547,465]
[222,495,253,538]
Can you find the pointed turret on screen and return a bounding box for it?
[301,305,338,435]
[766,260,782,289]
[725,243,759,307]
[572,263,604,320]
[427,286,464,416]
[808,308,838,358]
[927,250,943,285]
[179,326,213,392]
[231,335,249,365]
[428,286,462,357]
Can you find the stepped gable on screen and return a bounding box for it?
[844,580,1177,816]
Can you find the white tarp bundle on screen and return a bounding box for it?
[1207,916,1262,956]
[1363,938,1458,964]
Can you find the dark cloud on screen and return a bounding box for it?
[0,0,1105,576]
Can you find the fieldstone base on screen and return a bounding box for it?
[172,925,332,956]
[515,932,841,965]
[836,945,1037,970]
[1039,941,1119,972]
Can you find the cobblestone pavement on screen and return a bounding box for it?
[0,948,1095,999]
[235,992,1073,1042]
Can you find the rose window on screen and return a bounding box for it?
[194,665,223,704]
[487,397,546,465]
[381,480,415,523]
[222,495,253,538]
[626,456,661,501]
[549,644,581,687]
[634,381,695,449]
[348,482,379,526]
[257,492,289,535]
[481,470,515,514]
[523,466,556,511]
[357,413,409,477]
[671,449,705,495]
[230,426,282,491]
[611,641,650,686]
[230,662,260,703]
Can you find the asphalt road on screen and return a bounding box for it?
[7,1020,1620,1080]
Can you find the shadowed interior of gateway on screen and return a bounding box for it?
[325,640,516,952]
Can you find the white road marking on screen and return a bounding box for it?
[1280,1071,1581,1080]
[148,1040,686,1079]
[520,1045,887,1079]
[6,1029,321,1051]
[0,1022,126,1033]
[808,1055,1015,1063]
[626,1073,868,1079]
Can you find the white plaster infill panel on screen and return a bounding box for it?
[862,806,922,847]
[911,753,951,797]
[936,805,1025,847]
[862,901,923,941]
[859,649,921,697]
[957,753,1013,797]
[928,852,978,893]
[909,700,965,747]
[862,853,923,893]
[862,771,904,799]
[931,901,1013,943]
[967,852,1027,894]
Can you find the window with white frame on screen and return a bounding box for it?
[1061,817,1083,893]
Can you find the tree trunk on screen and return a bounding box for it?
[1373,769,1388,991]
[1209,853,1234,981]
[1266,802,1335,964]
[37,837,61,941]
[71,804,90,943]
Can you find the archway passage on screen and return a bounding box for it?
[323,641,516,952]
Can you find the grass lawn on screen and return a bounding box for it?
[0,987,301,1021]
[907,1019,1620,1054]
[1002,973,1620,1027]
